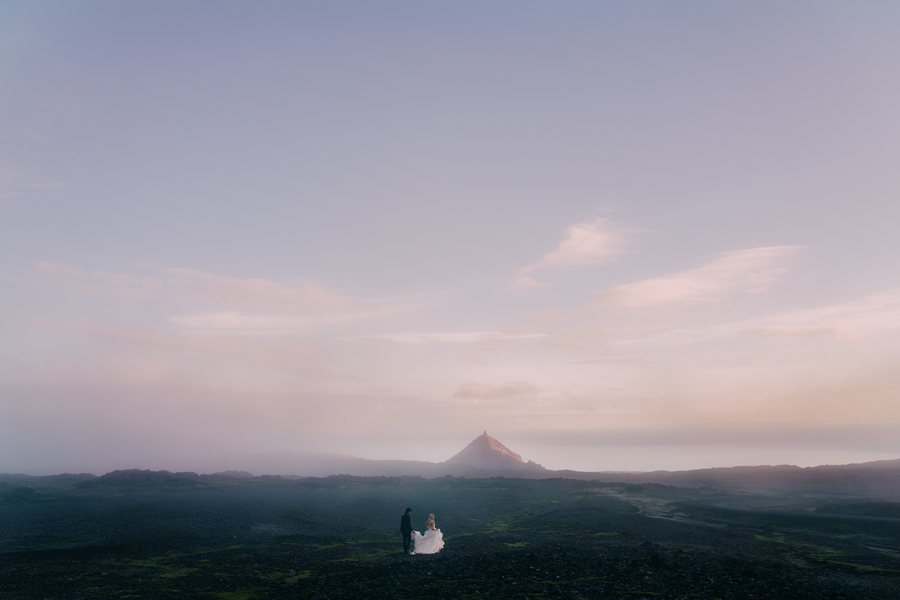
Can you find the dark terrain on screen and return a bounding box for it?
[2,472,899,599]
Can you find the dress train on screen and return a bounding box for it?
[411,528,444,554]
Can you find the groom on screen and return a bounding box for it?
[400,507,413,555]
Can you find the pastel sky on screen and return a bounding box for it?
[2,2,900,475]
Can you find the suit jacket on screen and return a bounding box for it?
[400,513,412,533]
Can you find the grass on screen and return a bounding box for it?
[282,506,315,521]
[157,566,200,579]
[282,571,311,584]
[752,533,899,574]
[753,534,788,543]
[825,561,899,573]
[312,541,346,550]
[6,476,899,599]
[211,588,264,600]
[333,547,396,562]
[482,516,519,533]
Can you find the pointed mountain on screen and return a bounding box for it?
[443,431,545,471]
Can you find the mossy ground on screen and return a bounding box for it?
[1,478,898,598]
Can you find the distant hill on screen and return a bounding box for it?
[72,469,297,490]
[814,501,900,519]
[76,469,212,490]
[3,434,899,498]
[444,431,545,472]
[213,470,255,479]
[0,472,97,488]
[192,435,900,499]
[554,458,900,498]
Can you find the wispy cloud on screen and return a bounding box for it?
[36,262,349,313]
[26,320,338,380]
[33,262,423,333]
[754,325,861,340]
[615,287,900,348]
[509,274,547,290]
[0,163,73,202]
[166,307,408,332]
[596,246,802,308]
[346,331,547,344]
[454,382,537,400]
[511,216,629,290]
[751,287,900,340]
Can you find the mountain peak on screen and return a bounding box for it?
[444,432,544,471]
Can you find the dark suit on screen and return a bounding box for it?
[400,513,412,553]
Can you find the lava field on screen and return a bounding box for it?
[2,475,898,599]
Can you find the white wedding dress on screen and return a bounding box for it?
[411,526,444,554]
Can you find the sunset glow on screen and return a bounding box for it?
[2,2,899,475]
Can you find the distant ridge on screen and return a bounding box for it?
[5,435,900,499]
[75,469,286,490]
[444,431,545,472]
[77,469,211,490]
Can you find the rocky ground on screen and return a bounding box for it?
[1,475,898,599]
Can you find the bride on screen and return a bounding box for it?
[410,513,444,555]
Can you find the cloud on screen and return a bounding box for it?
[25,320,337,380]
[167,307,405,332]
[454,382,537,400]
[32,262,415,333]
[749,287,900,340]
[0,163,72,202]
[36,262,349,314]
[346,331,547,344]
[754,325,862,340]
[596,246,802,308]
[508,275,547,291]
[523,216,627,272]
[615,287,900,348]
[512,217,629,289]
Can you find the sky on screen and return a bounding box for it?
[2,1,900,475]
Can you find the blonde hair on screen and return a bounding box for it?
[427,513,435,525]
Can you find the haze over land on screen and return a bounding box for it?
[2,2,900,475]
[7,432,900,502]
[4,432,900,598]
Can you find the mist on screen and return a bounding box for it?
[2,1,900,476]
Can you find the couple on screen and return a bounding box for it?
[400,507,444,555]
